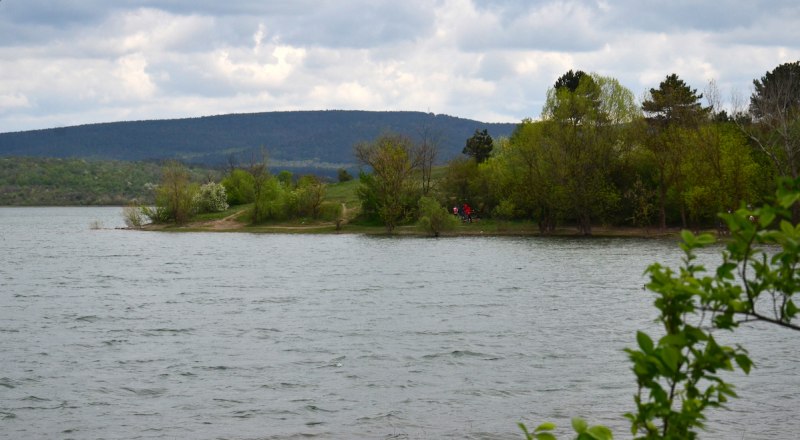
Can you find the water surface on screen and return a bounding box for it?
[1,207,797,439]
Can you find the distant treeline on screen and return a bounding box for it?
[0,157,218,206]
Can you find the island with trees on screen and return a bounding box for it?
[122,62,799,241]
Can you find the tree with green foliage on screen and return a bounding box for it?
[221,168,255,205]
[642,74,711,230]
[337,168,353,182]
[243,152,286,224]
[502,119,567,233]
[441,156,480,209]
[463,129,494,163]
[416,196,459,237]
[680,122,762,229]
[520,177,800,439]
[355,133,420,233]
[277,170,294,187]
[642,74,710,127]
[296,175,326,218]
[154,161,197,224]
[539,71,640,235]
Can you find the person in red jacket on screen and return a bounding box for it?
[463,203,472,223]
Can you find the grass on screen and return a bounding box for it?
[191,204,250,221]
[324,178,360,210]
[144,169,687,238]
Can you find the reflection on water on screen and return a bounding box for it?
[0,207,797,439]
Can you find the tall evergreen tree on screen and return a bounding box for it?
[462,129,494,163]
[642,74,710,229]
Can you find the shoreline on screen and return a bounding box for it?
[138,215,691,239]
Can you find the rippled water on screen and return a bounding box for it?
[1,207,798,439]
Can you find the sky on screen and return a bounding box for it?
[1,0,799,133]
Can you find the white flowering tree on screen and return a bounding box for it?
[194,182,229,213]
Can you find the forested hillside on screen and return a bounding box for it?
[0,157,216,206]
[0,111,516,171]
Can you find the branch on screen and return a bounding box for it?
[734,312,800,331]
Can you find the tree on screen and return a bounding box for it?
[463,129,494,163]
[746,61,800,181]
[244,151,285,224]
[441,156,480,210]
[221,169,255,205]
[553,69,586,92]
[642,74,710,230]
[337,168,353,182]
[642,74,709,127]
[539,71,639,235]
[417,124,442,195]
[355,133,420,233]
[296,175,326,218]
[154,161,197,224]
[680,122,761,230]
[521,177,800,439]
[193,182,229,213]
[504,120,568,233]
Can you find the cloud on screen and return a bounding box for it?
[0,0,799,132]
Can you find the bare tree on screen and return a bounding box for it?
[737,62,800,180]
[416,123,442,195]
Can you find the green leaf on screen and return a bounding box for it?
[636,331,654,354]
[572,417,588,434]
[681,230,695,246]
[535,422,556,432]
[696,233,716,245]
[536,433,557,440]
[787,300,798,319]
[519,422,533,440]
[586,425,614,440]
[734,354,753,374]
[779,190,800,209]
[659,333,687,348]
[660,346,681,373]
[759,208,776,228]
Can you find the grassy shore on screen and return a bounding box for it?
[142,205,687,238]
[139,178,691,238]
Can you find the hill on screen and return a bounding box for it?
[0,110,518,174]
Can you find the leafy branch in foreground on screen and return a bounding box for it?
[521,177,800,439]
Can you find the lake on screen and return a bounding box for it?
[1,207,798,439]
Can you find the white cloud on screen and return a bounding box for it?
[112,54,157,100]
[0,0,799,132]
[0,93,31,113]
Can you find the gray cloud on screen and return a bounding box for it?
[0,0,799,132]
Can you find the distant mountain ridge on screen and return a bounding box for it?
[0,110,518,172]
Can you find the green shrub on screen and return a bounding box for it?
[222,169,255,205]
[417,196,459,237]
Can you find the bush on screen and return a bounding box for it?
[319,202,344,222]
[417,196,459,237]
[194,182,229,213]
[492,199,516,220]
[122,202,146,228]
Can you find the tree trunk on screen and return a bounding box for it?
[658,184,667,231]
